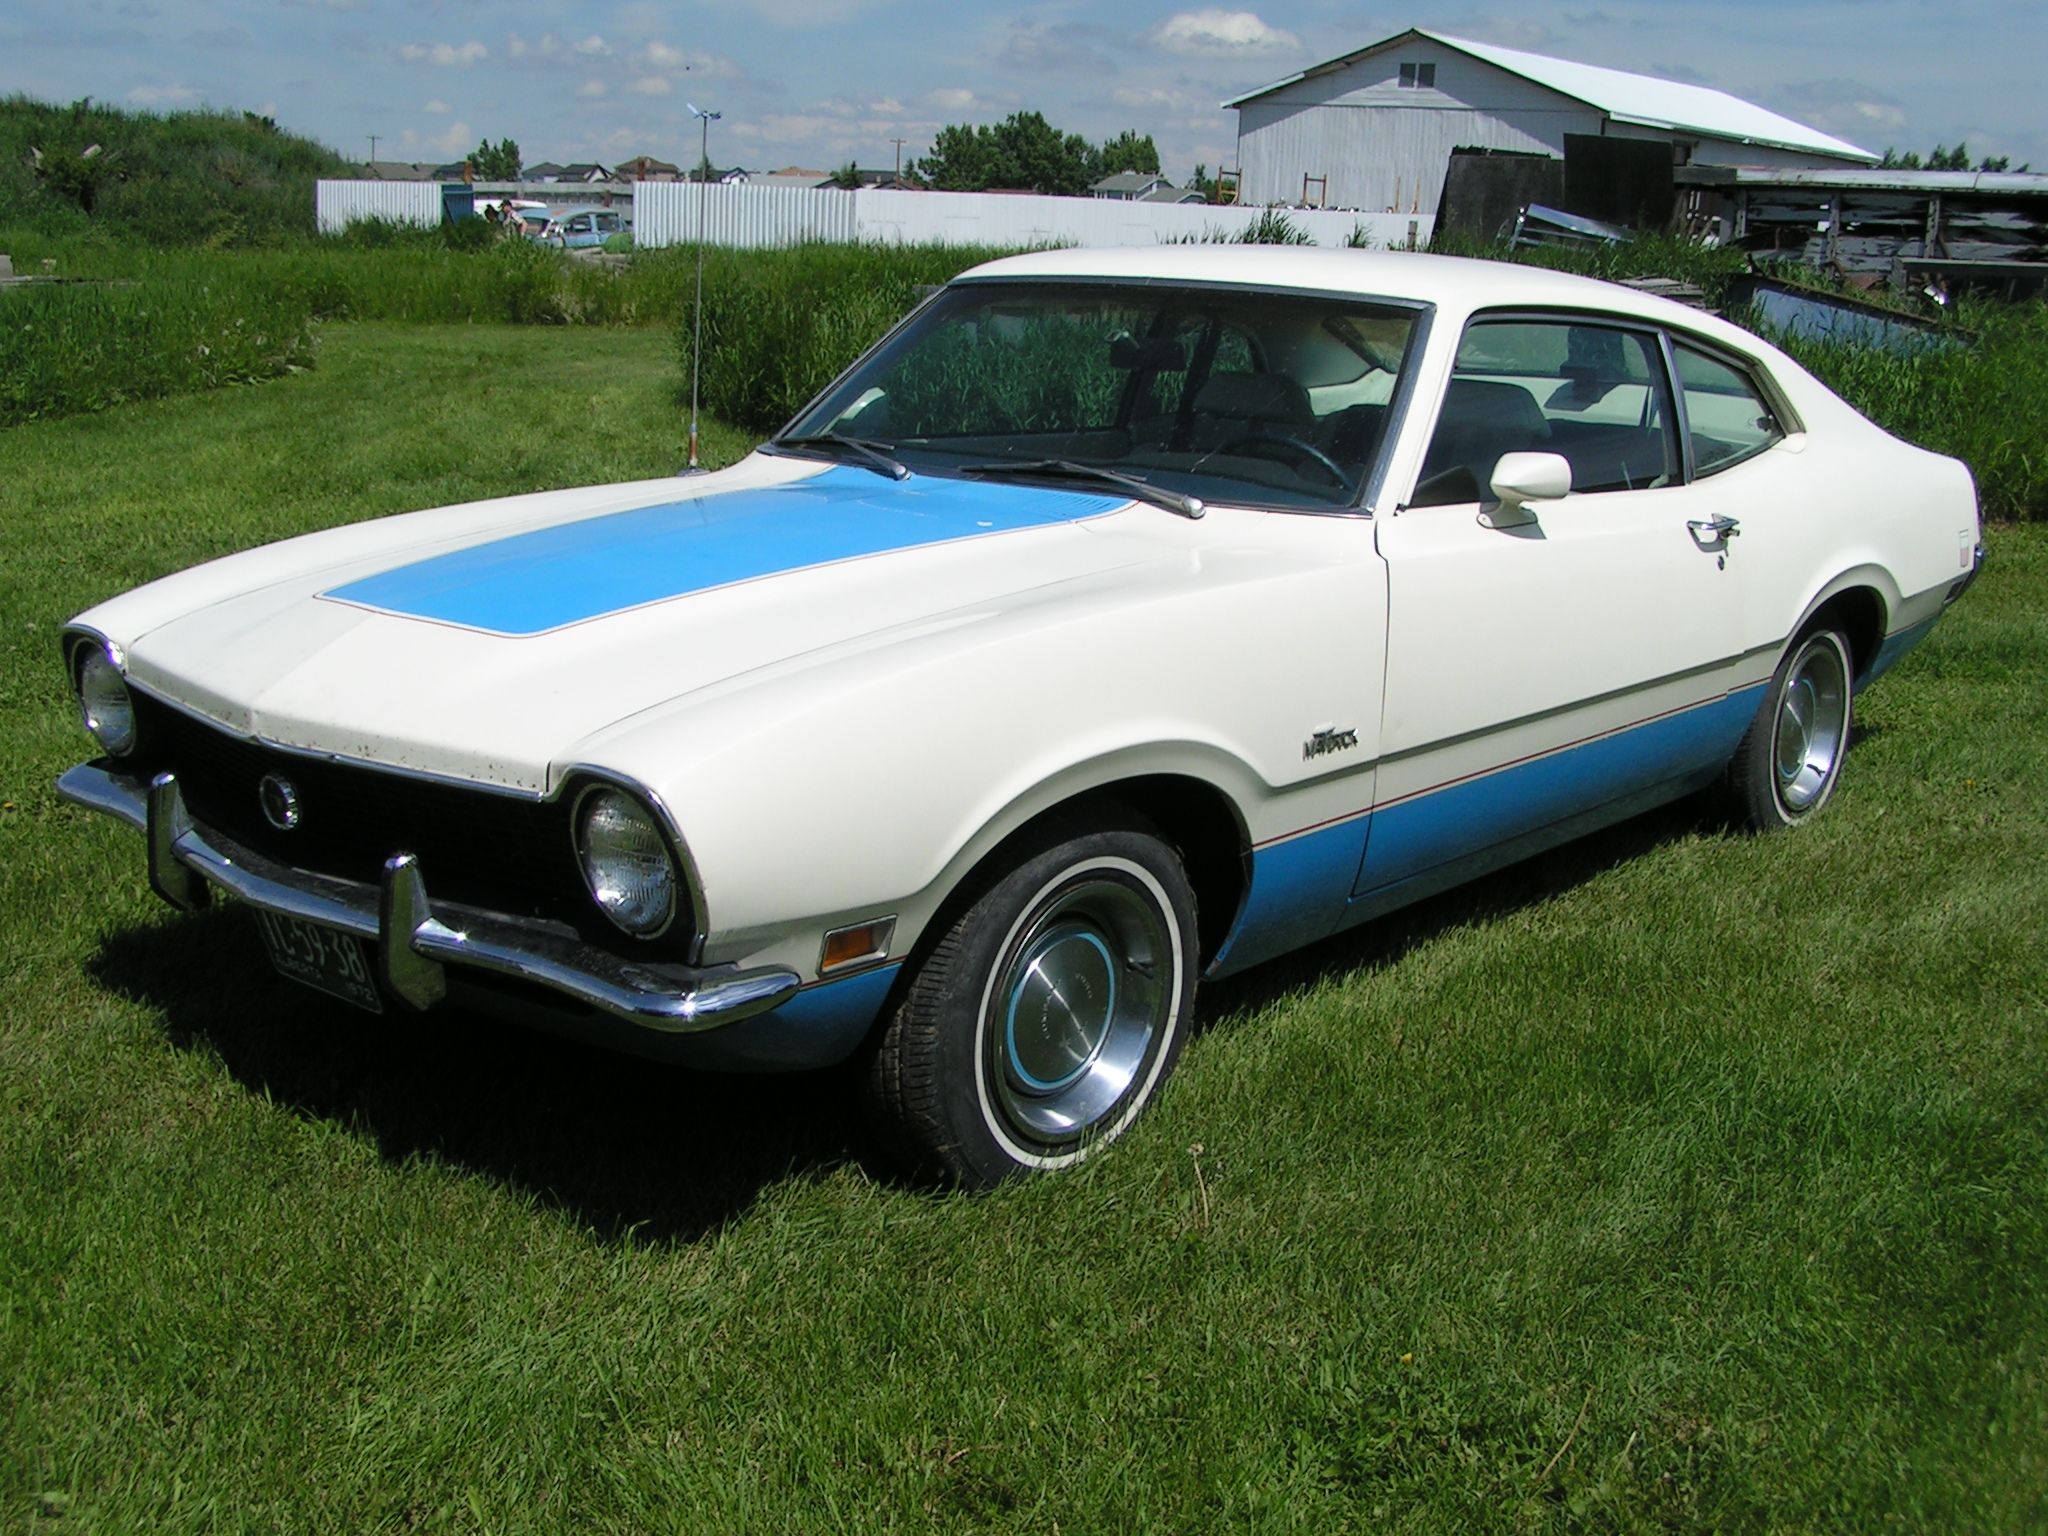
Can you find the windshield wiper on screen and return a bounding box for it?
[768,432,910,481]
[958,459,1205,520]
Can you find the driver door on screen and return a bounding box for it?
[1362,314,1750,897]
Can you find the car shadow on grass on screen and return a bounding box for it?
[84,781,1808,1235]
[89,909,865,1245]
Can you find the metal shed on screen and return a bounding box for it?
[1225,28,1876,215]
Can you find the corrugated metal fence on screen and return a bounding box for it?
[638,182,1432,250]
[315,180,444,231]
[317,178,1434,250]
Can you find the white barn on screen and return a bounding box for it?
[1226,28,1877,214]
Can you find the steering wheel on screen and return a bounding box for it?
[1216,430,1350,488]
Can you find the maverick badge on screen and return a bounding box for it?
[1303,726,1358,761]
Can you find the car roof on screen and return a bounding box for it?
[956,246,1766,356]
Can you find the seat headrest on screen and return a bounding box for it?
[1193,371,1312,425]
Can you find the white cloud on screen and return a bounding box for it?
[571,34,610,57]
[928,87,976,112]
[641,40,741,77]
[1152,10,1299,56]
[399,40,488,67]
[627,76,673,96]
[1852,100,1909,129]
[577,78,608,98]
[1111,85,1179,109]
[423,98,451,114]
[126,83,199,105]
[427,119,472,155]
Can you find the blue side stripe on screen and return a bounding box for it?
[1208,686,1765,978]
[322,466,1124,636]
[1355,686,1764,895]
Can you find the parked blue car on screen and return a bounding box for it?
[530,207,630,249]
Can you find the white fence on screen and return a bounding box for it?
[637,182,1431,250]
[315,180,444,231]
[316,178,1435,250]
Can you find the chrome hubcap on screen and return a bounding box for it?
[991,875,1170,1148]
[1774,640,1848,812]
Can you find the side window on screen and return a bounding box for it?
[1675,344,1783,475]
[1413,318,1674,508]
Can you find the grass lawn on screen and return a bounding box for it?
[3,324,2044,1532]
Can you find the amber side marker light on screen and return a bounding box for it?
[819,918,896,976]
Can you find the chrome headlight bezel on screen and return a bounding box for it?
[570,783,682,940]
[74,639,139,758]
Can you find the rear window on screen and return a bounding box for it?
[1675,344,1783,475]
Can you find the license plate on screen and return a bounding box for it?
[254,909,385,1014]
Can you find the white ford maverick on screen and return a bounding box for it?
[60,248,1983,1185]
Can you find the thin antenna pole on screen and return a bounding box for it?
[368,134,380,166]
[686,103,721,473]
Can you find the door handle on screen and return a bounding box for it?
[1688,515,1740,546]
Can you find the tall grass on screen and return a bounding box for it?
[686,243,1012,432]
[0,94,346,246]
[1771,300,2048,522]
[0,277,315,426]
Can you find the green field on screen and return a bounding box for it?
[3,325,2044,1532]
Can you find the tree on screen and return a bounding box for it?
[829,161,864,190]
[1187,164,1218,201]
[1877,141,2020,172]
[469,137,521,180]
[1094,129,1160,178]
[914,111,1098,195]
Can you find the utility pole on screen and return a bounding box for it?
[367,134,380,167]
[684,102,722,474]
[890,137,906,187]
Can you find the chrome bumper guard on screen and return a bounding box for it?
[56,763,800,1032]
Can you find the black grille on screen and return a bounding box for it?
[128,691,676,949]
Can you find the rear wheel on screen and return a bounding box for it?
[1728,627,1854,829]
[865,826,1197,1188]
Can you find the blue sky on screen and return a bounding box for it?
[5,1,2041,179]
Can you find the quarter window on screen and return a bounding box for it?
[1675,343,1783,475]
[1413,318,1675,507]
[1398,62,1437,88]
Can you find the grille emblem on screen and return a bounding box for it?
[258,773,302,831]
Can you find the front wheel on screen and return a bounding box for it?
[1727,627,1854,829]
[865,826,1197,1188]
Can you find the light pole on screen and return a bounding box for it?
[684,102,722,473]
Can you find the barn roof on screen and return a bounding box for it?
[1225,28,1878,165]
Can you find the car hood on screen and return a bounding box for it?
[81,456,1175,792]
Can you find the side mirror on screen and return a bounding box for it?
[1481,451,1572,528]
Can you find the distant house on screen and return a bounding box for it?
[364,160,442,182]
[1092,171,1173,201]
[748,167,830,189]
[521,161,568,182]
[430,161,471,182]
[556,163,612,183]
[844,168,921,190]
[1140,184,1206,205]
[616,155,682,182]
[1226,27,1877,215]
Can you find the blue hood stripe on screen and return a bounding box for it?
[321,466,1126,636]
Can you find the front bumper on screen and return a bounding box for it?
[58,763,800,1031]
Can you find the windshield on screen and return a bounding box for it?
[783,280,1424,510]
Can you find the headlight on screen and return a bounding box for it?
[77,644,138,757]
[574,788,677,937]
